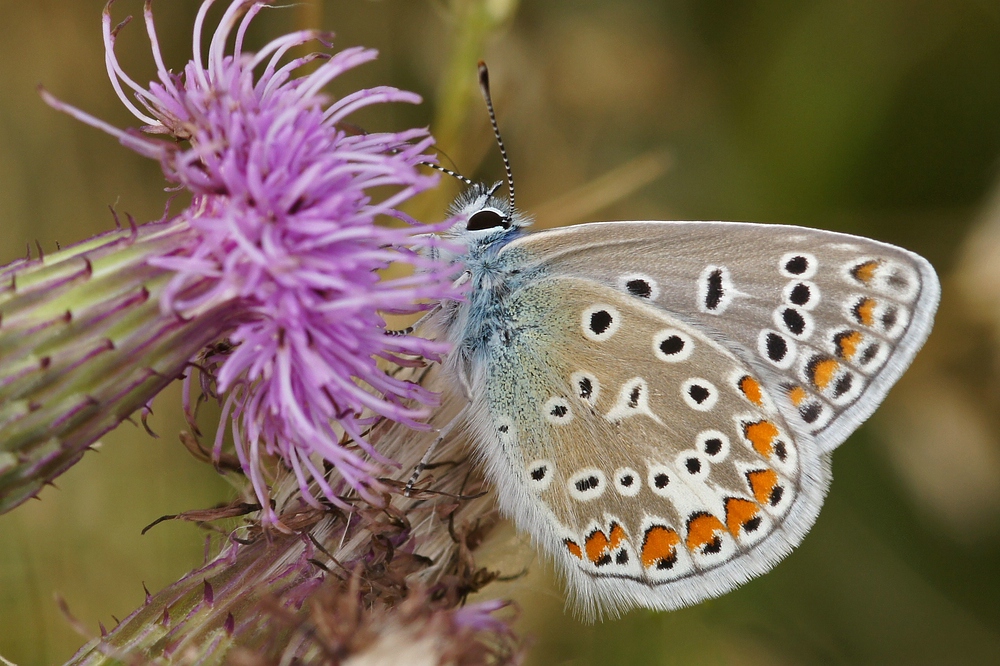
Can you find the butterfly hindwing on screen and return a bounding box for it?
[503,221,940,452]
[464,275,830,618]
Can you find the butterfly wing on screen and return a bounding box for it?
[462,275,830,618]
[501,221,939,452]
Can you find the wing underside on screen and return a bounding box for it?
[465,276,830,618]
[501,221,940,453]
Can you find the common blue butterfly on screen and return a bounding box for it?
[413,64,939,619]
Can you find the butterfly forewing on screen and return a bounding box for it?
[466,275,830,617]
[504,221,940,452]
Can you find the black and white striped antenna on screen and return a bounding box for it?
[419,161,473,186]
[477,61,515,210]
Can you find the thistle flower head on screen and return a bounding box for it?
[42,0,459,523]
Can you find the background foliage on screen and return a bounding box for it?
[2,0,1000,663]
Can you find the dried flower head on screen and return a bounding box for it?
[66,394,518,662]
[39,0,459,523]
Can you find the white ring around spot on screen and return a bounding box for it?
[526,459,555,492]
[647,464,674,499]
[698,265,736,314]
[570,370,601,407]
[675,450,710,481]
[757,329,798,370]
[697,430,731,462]
[681,378,719,411]
[542,396,574,425]
[567,468,607,502]
[874,260,919,302]
[617,273,660,300]
[496,416,515,445]
[772,305,814,341]
[652,328,695,362]
[782,279,820,310]
[778,251,818,279]
[581,304,621,342]
[614,467,642,497]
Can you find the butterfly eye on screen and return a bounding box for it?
[466,208,510,231]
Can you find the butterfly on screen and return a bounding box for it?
[416,64,940,620]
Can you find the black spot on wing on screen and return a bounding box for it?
[789,283,811,306]
[833,373,853,398]
[861,343,881,365]
[781,308,806,335]
[799,402,822,424]
[590,310,613,334]
[704,438,723,456]
[769,486,784,506]
[774,441,787,462]
[626,278,652,298]
[887,271,910,290]
[660,335,685,356]
[688,384,711,404]
[766,333,788,362]
[784,255,809,275]
[705,269,724,311]
[882,306,899,330]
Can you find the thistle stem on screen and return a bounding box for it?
[0,221,238,513]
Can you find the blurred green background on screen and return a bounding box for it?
[2,0,1000,663]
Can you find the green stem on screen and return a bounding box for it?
[412,0,520,222]
[0,222,235,514]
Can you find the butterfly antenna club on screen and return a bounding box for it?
[478,61,515,211]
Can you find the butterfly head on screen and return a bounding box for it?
[445,180,531,244]
[440,63,532,247]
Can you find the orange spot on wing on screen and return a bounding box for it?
[641,526,680,569]
[787,385,808,407]
[725,497,761,536]
[743,420,780,457]
[609,523,627,550]
[851,260,881,285]
[854,297,877,327]
[583,523,629,564]
[746,469,780,505]
[739,375,764,406]
[810,358,839,390]
[835,330,863,360]
[686,513,726,552]
[584,530,611,564]
[565,539,583,559]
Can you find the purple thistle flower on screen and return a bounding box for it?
[39,0,461,524]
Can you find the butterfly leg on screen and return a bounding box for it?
[403,405,468,497]
[384,303,443,336]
